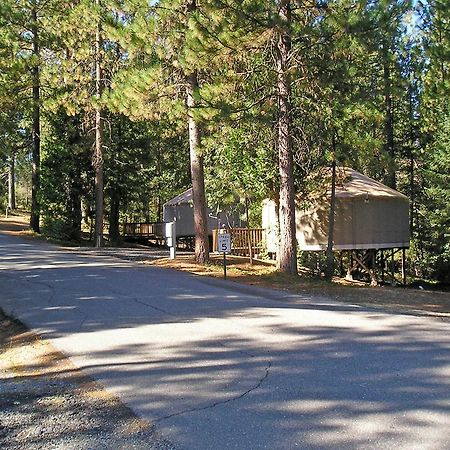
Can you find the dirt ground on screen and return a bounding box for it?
[0,214,31,235]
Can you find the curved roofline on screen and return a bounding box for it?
[333,167,409,200]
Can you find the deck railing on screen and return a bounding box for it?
[123,223,265,257]
[212,228,264,257]
[123,222,166,238]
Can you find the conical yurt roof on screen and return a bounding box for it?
[334,167,408,200]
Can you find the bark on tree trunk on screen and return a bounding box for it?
[276,0,297,274]
[94,0,104,248]
[8,152,16,210]
[325,157,337,279]
[245,196,253,264]
[383,44,396,189]
[109,116,121,245]
[186,71,209,263]
[408,84,415,235]
[30,4,40,232]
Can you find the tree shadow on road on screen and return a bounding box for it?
[1,241,449,449]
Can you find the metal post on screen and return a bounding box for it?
[170,219,176,259]
[223,252,227,279]
[165,221,177,259]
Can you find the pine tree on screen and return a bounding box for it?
[416,0,450,281]
[275,0,297,274]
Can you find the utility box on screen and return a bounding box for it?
[165,221,175,248]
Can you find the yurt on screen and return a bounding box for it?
[163,188,244,237]
[263,167,410,254]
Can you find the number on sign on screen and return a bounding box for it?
[217,233,231,253]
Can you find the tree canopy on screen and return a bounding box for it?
[0,0,448,281]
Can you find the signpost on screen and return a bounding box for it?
[218,232,231,279]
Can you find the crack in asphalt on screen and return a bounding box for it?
[0,271,57,308]
[1,249,272,429]
[108,289,261,360]
[76,308,90,331]
[0,271,89,332]
[154,361,272,423]
[131,297,180,318]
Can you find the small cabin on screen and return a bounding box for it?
[163,188,244,237]
[263,168,410,253]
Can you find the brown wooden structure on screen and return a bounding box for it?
[123,222,166,239]
[212,228,264,258]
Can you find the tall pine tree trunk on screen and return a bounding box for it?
[68,116,82,241]
[383,44,396,189]
[276,0,297,274]
[408,84,415,234]
[8,152,16,210]
[186,71,209,263]
[69,170,82,241]
[30,3,40,232]
[325,157,337,279]
[109,117,121,245]
[94,0,104,247]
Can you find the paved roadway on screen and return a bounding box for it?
[1,232,449,450]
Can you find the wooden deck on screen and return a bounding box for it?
[123,223,265,257]
[123,222,166,239]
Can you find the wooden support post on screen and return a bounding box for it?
[247,228,253,264]
[353,253,371,274]
[346,251,354,281]
[369,250,377,286]
[391,248,395,285]
[381,250,385,284]
[401,248,406,285]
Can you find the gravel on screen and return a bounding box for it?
[0,313,177,450]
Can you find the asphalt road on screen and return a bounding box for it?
[1,233,449,450]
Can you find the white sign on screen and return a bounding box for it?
[218,233,231,253]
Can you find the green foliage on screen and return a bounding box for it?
[40,112,91,241]
[0,0,448,280]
